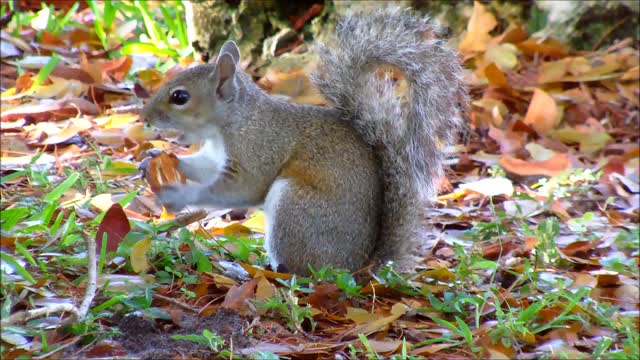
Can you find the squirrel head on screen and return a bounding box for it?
[140,41,248,144]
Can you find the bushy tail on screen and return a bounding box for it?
[312,7,467,268]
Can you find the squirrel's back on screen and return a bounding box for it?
[312,7,467,269]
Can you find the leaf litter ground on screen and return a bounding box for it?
[1,2,638,359]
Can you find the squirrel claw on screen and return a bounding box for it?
[137,156,151,176]
[145,149,163,158]
[137,149,164,178]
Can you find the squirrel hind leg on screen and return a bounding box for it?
[263,178,376,276]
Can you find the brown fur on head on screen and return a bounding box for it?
[140,41,252,144]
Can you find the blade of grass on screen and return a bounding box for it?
[55,2,79,35]
[97,232,108,274]
[43,172,80,203]
[103,0,116,29]
[30,53,59,90]
[90,295,125,314]
[86,0,108,50]
[1,252,36,284]
[1,170,28,184]
[134,0,166,45]
[14,241,36,266]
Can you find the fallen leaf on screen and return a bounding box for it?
[221,277,259,314]
[346,307,378,324]
[459,177,514,197]
[367,339,402,354]
[517,37,568,58]
[459,1,498,53]
[130,237,152,273]
[523,89,560,134]
[550,126,612,155]
[242,212,266,234]
[525,143,556,161]
[255,276,276,301]
[96,203,131,253]
[484,63,509,88]
[499,153,571,177]
[484,43,519,71]
[143,152,186,192]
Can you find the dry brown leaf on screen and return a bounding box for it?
[517,37,568,58]
[220,277,259,314]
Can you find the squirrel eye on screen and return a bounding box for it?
[169,89,190,105]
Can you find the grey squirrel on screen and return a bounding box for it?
[139,7,467,276]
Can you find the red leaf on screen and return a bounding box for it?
[96,203,131,253]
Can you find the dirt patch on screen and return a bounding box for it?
[67,308,251,359]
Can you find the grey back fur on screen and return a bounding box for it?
[312,7,468,266]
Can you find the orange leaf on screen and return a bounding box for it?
[517,37,568,58]
[145,152,186,192]
[523,88,560,134]
[561,239,602,258]
[485,63,508,87]
[458,1,497,53]
[499,153,570,177]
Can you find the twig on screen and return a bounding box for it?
[153,293,199,313]
[592,18,627,51]
[78,231,98,317]
[1,304,81,326]
[2,231,98,326]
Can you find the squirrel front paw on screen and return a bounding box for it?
[155,184,191,212]
[137,149,164,178]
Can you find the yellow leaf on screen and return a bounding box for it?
[90,193,114,213]
[621,65,639,81]
[390,303,409,316]
[458,1,498,53]
[550,127,612,155]
[1,87,16,98]
[538,60,568,84]
[484,43,519,71]
[242,211,266,234]
[220,222,252,236]
[420,268,457,282]
[159,207,174,222]
[100,114,140,128]
[346,307,378,324]
[255,276,276,301]
[130,237,152,273]
[207,273,237,288]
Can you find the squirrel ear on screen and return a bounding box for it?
[218,40,240,65]
[212,53,237,101]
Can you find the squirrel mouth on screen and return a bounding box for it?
[151,127,190,144]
